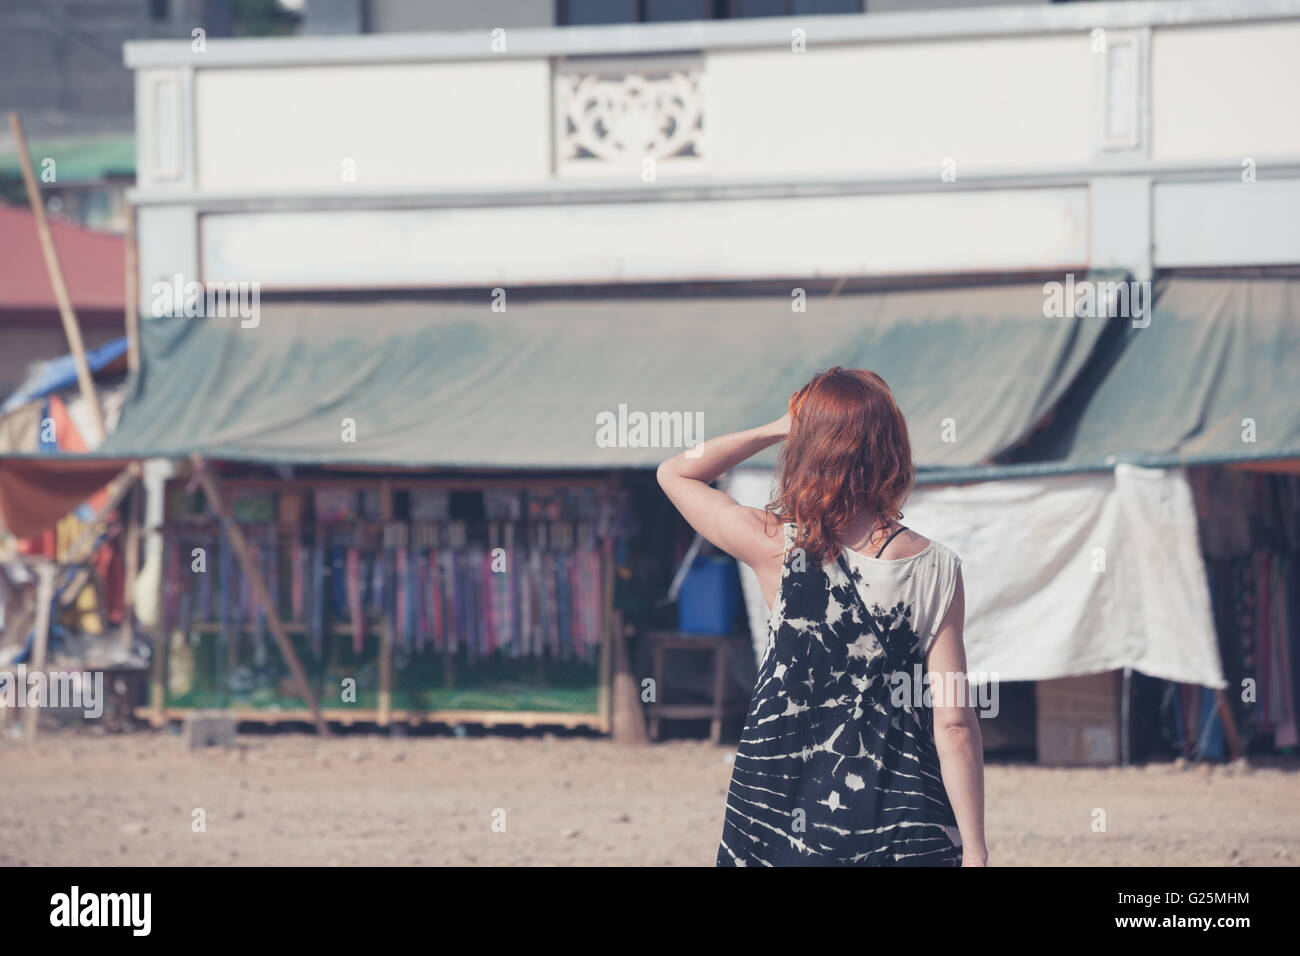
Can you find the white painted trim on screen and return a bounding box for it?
[122,0,1300,70]
[143,73,183,182]
[1153,179,1300,267]
[181,65,196,189]
[196,188,1091,289]
[126,160,1300,210]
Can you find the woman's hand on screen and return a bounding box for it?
[764,412,792,440]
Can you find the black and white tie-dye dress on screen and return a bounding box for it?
[717,522,964,866]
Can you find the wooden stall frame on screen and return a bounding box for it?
[153,468,618,734]
[135,707,602,730]
[191,457,331,736]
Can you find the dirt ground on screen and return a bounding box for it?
[2,728,1297,866]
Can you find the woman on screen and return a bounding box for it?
[657,367,987,867]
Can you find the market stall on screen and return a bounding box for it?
[145,469,630,731]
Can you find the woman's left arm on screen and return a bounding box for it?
[656,415,789,568]
[925,571,989,866]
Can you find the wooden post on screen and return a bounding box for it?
[611,609,647,745]
[148,628,167,725]
[1215,689,1244,761]
[121,485,142,652]
[145,462,168,728]
[605,477,646,745]
[596,537,614,735]
[1120,667,1132,766]
[24,563,57,738]
[7,111,106,442]
[192,456,330,736]
[0,603,35,731]
[124,202,140,373]
[378,479,393,727]
[710,643,729,745]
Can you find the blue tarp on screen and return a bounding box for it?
[1,337,129,413]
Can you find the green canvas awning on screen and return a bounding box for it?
[97,284,1108,469]
[1013,277,1300,467]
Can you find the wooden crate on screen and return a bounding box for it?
[1035,670,1123,766]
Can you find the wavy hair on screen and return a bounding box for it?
[767,367,914,566]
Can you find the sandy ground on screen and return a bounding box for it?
[2,728,1297,866]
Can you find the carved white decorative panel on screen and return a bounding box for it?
[139,71,184,184]
[1094,28,1149,157]
[553,57,706,179]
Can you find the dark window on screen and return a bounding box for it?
[733,0,787,17]
[561,0,860,26]
[149,0,169,21]
[734,0,861,16]
[791,0,861,13]
[561,0,639,25]
[645,0,713,21]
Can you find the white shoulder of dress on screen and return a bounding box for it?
[925,538,963,569]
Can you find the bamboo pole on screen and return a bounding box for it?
[124,203,140,373]
[7,111,106,442]
[191,456,331,736]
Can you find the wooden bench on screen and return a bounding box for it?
[643,631,748,743]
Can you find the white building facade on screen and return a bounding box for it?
[124,0,1300,303]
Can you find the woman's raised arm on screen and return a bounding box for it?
[656,415,789,570]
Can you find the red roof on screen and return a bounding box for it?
[0,203,124,314]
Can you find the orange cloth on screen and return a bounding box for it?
[0,457,127,539]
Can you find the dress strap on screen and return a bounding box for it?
[874,524,907,559]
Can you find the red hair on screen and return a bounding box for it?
[767,368,914,566]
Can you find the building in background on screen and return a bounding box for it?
[0,203,125,399]
[0,0,1066,231]
[124,1,1300,302]
[311,0,1053,35]
[11,0,1295,756]
[0,0,295,231]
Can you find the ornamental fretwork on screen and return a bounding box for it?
[554,58,706,177]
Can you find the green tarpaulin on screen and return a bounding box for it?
[97,284,1109,469]
[1012,277,1300,466]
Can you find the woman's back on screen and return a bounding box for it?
[838,531,963,663]
[657,366,987,867]
[716,521,964,866]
